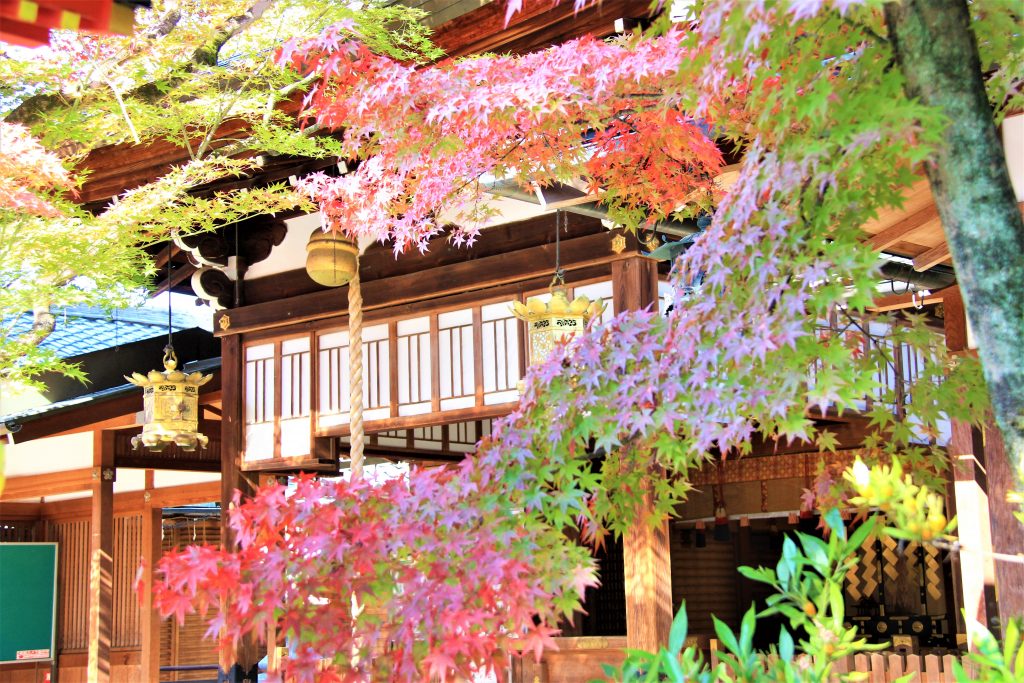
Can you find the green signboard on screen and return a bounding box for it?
[0,543,58,664]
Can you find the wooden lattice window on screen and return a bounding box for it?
[243,342,276,462]
[316,324,391,430]
[243,335,313,464]
[480,301,520,405]
[438,308,475,411]
[397,316,431,416]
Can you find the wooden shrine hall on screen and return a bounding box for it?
[3,195,1022,681]
[2,1,1024,682]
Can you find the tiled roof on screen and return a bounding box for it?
[3,306,199,359]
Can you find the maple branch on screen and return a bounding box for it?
[839,15,890,48]
[833,308,906,384]
[263,72,319,126]
[108,82,141,145]
[446,134,528,199]
[7,1,277,130]
[932,539,1024,566]
[192,0,276,67]
[210,123,327,161]
[0,301,60,371]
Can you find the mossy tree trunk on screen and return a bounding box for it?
[884,0,1024,626]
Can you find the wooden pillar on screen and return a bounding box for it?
[140,470,162,683]
[219,334,261,682]
[983,424,1024,631]
[949,426,998,638]
[87,430,115,683]
[943,288,999,641]
[612,256,673,650]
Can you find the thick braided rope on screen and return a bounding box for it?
[348,260,365,479]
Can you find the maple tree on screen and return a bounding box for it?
[0,0,438,381]
[0,120,153,388]
[0,0,999,678]
[148,1,1024,679]
[0,122,73,218]
[281,29,723,253]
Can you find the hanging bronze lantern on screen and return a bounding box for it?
[126,346,212,451]
[512,280,604,364]
[512,211,604,364]
[306,229,358,287]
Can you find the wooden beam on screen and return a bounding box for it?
[431,0,645,58]
[982,425,1024,632]
[153,260,197,296]
[240,263,612,345]
[0,501,43,519]
[51,413,141,436]
[950,433,999,644]
[944,285,1024,629]
[35,480,221,521]
[218,334,263,680]
[870,284,958,312]
[216,233,627,337]
[242,212,605,305]
[943,291,998,645]
[864,204,940,251]
[151,244,181,270]
[623,483,673,652]
[149,481,221,508]
[87,430,115,683]
[0,468,93,501]
[942,286,969,353]
[612,255,659,313]
[313,402,516,440]
[913,242,952,271]
[746,419,870,458]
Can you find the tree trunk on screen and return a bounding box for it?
[884,0,1024,491]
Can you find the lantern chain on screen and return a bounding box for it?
[165,242,173,356]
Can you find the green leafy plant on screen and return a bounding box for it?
[955,617,1024,682]
[607,510,882,682]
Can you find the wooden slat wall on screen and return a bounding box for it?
[49,519,91,651]
[670,533,739,637]
[45,515,144,654]
[112,514,142,648]
[0,520,39,541]
[160,518,222,682]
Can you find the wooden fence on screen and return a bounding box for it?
[834,653,973,682]
[705,644,974,683]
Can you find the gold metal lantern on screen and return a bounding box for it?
[512,282,604,364]
[306,229,358,287]
[511,211,604,364]
[126,346,212,451]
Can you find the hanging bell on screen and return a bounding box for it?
[305,229,359,287]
